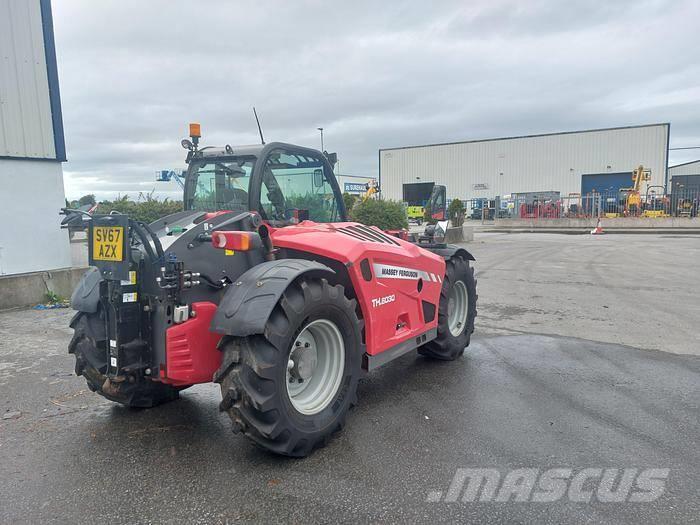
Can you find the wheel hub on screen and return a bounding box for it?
[447,280,469,337]
[288,339,318,381]
[286,319,345,415]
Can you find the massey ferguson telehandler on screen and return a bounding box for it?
[64,124,477,457]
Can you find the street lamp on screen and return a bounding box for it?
[317,127,324,152]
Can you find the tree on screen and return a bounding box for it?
[423,205,437,225]
[448,198,466,227]
[350,198,408,230]
[342,192,357,213]
[78,194,96,206]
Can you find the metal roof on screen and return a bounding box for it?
[379,123,671,152]
[669,159,700,169]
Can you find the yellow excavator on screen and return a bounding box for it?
[362,179,379,202]
[620,165,651,216]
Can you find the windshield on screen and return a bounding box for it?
[186,158,255,212]
[261,150,340,223]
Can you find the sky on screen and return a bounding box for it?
[52,0,700,201]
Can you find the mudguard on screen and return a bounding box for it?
[70,267,103,313]
[210,259,335,337]
[425,244,476,262]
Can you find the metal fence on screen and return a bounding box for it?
[461,190,700,221]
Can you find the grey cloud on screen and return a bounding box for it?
[53,0,700,200]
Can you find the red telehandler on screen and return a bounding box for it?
[63,124,477,456]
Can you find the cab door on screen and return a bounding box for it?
[251,144,348,223]
[428,185,447,220]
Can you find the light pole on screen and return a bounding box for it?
[317,127,324,152]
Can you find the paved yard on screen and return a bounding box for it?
[1,233,698,523]
[469,232,700,355]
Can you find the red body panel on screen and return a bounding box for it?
[519,202,561,219]
[270,221,445,356]
[161,302,222,386]
[203,211,232,221]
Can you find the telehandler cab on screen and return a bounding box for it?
[64,124,477,456]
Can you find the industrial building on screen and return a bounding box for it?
[0,0,70,275]
[669,160,700,193]
[378,123,670,206]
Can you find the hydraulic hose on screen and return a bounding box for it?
[137,221,165,260]
[129,220,158,263]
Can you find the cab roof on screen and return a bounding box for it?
[191,142,321,160]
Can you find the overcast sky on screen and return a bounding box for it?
[53,0,700,201]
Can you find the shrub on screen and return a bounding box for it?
[350,198,408,231]
[342,192,357,213]
[96,193,183,224]
[448,198,466,227]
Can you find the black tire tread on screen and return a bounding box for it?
[418,256,477,360]
[216,278,362,457]
[69,312,182,408]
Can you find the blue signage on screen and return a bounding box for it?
[344,182,369,194]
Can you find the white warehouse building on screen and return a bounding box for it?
[668,160,700,178]
[668,160,700,197]
[0,0,71,276]
[378,123,670,205]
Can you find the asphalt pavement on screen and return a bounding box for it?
[0,313,698,523]
[1,233,699,523]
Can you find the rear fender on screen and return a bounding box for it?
[425,244,476,263]
[210,259,335,337]
[70,267,103,313]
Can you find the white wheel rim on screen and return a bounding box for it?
[447,280,468,336]
[286,319,345,415]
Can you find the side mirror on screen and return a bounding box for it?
[324,152,338,167]
[313,169,324,188]
[435,220,449,238]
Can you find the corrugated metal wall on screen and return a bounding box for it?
[379,124,669,200]
[0,0,56,159]
[669,160,700,177]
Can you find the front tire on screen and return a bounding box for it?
[418,256,477,360]
[68,312,183,408]
[215,277,363,457]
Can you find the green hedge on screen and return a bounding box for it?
[350,198,408,230]
[342,192,358,213]
[95,195,183,224]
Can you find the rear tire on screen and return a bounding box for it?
[418,256,477,360]
[215,277,363,457]
[68,312,182,408]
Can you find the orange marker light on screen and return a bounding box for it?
[189,122,201,139]
[211,231,260,251]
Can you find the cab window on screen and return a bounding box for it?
[188,159,254,212]
[260,150,340,223]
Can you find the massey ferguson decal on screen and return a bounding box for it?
[373,263,441,283]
